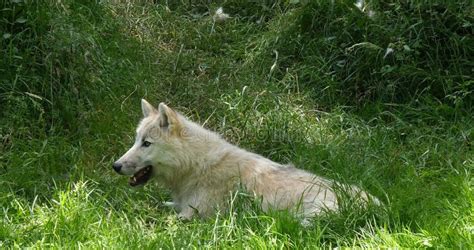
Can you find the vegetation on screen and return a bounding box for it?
[1,0,472,248]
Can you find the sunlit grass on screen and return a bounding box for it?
[0,0,472,248]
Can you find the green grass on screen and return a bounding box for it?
[1,0,473,248]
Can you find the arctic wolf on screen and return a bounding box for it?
[113,99,378,220]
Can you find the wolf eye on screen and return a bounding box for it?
[142,141,152,147]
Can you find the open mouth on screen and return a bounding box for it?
[129,165,153,187]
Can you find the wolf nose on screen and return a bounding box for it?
[112,162,122,173]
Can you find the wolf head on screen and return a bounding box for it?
[113,99,186,186]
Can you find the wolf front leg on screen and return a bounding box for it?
[177,206,196,221]
[177,201,216,220]
[175,191,217,220]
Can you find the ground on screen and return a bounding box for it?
[0,1,472,248]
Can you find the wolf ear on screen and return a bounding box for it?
[141,99,156,117]
[158,102,179,128]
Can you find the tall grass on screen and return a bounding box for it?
[1,0,472,248]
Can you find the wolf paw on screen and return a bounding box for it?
[177,212,193,221]
[163,201,176,208]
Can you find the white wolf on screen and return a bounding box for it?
[113,99,378,221]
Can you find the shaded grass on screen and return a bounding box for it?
[1,0,473,248]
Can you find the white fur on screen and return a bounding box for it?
[114,99,379,221]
